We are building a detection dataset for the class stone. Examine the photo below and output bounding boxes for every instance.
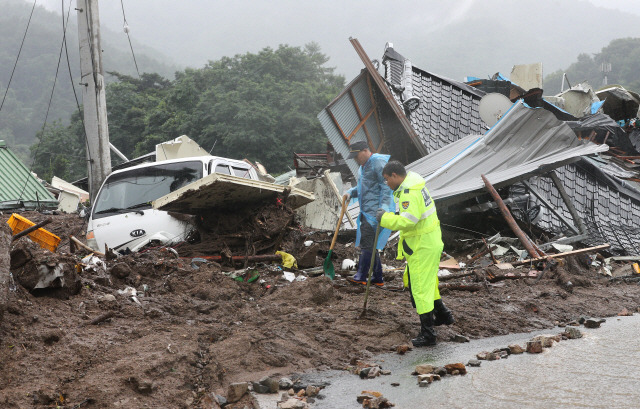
[367,366,381,378]
[530,335,556,348]
[279,398,307,409]
[296,389,305,397]
[417,374,434,383]
[391,383,400,387]
[279,377,293,390]
[584,319,601,328]
[415,364,435,374]
[260,376,280,393]
[434,367,448,376]
[380,370,391,375]
[288,389,295,396]
[476,351,489,360]
[252,381,269,394]
[526,340,543,354]
[508,344,525,354]
[564,327,583,339]
[99,294,116,303]
[360,367,372,378]
[110,262,131,278]
[451,334,470,343]
[618,308,633,316]
[432,374,441,381]
[306,385,320,397]
[200,393,222,409]
[396,344,412,354]
[467,359,481,367]
[451,370,460,375]
[226,382,248,403]
[444,363,467,375]
[216,395,227,406]
[418,381,430,387]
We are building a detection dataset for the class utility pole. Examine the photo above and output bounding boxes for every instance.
[77,0,111,202]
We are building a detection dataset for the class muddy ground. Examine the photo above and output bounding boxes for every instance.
[1,210,639,408]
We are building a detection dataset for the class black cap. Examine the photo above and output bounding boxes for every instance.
[347,141,370,159]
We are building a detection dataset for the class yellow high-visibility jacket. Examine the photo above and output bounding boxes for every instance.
[380,171,443,314]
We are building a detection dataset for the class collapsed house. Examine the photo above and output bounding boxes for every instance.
[318,38,640,256]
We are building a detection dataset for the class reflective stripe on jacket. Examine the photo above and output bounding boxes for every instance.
[380,171,443,314]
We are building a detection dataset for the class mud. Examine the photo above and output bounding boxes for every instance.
[1,211,639,408]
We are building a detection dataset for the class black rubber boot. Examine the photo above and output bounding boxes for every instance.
[433,299,455,326]
[411,312,437,347]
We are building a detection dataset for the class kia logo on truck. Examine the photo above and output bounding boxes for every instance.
[130,229,146,238]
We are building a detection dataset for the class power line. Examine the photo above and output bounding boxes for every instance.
[120,0,141,78]
[19,0,73,200]
[0,0,37,114]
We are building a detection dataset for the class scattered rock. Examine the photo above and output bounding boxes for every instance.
[252,381,269,394]
[564,327,583,339]
[508,344,524,354]
[260,376,280,393]
[444,363,467,375]
[584,319,601,329]
[526,340,543,354]
[226,382,248,403]
[415,364,435,374]
[380,369,391,375]
[418,381,430,387]
[306,385,320,397]
[367,366,381,378]
[360,367,372,378]
[477,351,500,361]
[391,382,400,387]
[530,335,557,348]
[467,359,481,367]
[396,344,412,354]
[434,367,448,376]
[451,334,470,343]
[618,308,633,316]
[110,262,131,279]
[279,377,293,390]
[417,374,434,383]
[279,398,308,409]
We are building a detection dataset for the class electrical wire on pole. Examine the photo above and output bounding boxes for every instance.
[0,0,37,114]
[19,0,73,200]
[120,0,141,78]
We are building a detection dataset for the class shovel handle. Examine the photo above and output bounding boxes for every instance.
[329,196,348,251]
[362,224,382,314]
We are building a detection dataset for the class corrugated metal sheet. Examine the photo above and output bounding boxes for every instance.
[0,140,58,210]
[318,72,383,177]
[407,101,608,206]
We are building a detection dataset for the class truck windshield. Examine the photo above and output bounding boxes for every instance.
[92,161,203,219]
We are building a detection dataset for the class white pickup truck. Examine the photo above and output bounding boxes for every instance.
[86,155,258,253]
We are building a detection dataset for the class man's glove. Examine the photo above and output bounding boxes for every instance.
[376,208,386,223]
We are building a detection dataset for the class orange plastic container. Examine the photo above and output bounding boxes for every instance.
[7,213,61,252]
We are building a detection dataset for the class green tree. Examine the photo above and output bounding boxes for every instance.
[30,119,85,182]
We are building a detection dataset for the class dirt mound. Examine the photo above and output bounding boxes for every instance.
[2,211,640,408]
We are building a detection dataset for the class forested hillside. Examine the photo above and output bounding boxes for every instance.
[544,38,640,95]
[30,44,345,182]
[0,0,176,162]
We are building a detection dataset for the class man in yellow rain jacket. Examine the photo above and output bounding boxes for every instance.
[376,161,454,347]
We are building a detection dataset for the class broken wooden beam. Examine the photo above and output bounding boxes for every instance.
[510,244,610,266]
[481,174,542,259]
[438,283,482,292]
[439,271,477,282]
[188,254,282,262]
[69,235,105,257]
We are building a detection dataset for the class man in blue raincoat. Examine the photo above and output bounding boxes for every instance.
[342,141,395,286]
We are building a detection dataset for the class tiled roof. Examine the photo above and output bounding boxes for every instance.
[382,47,486,153]
[510,158,640,255]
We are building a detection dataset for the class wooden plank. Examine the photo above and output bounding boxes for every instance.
[511,244,610,266]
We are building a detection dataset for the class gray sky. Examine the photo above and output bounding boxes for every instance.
[36,0,640,80]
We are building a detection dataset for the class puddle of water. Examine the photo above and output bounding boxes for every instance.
[279,314,640,409]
